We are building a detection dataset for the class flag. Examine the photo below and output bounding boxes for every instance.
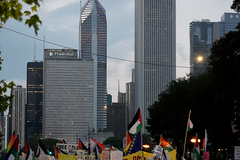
[202,129,208,151]
[36,138,48,157]
[4,131,16,153]
[90,138,97,151]
[125,131,142,155]
[126,131,132,146]
[54,146,60,159]
[25,142,35,160]
[78,139,88,150]
[160,136,174,151]
[128,108,142,136]
[93,145,100,160]
[187,119,193,132]
[62,139,67,144]
[91,137,106,151]
[193,134,200,160]
[5,135,19,160]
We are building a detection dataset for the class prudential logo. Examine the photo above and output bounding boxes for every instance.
[49,52,53,56]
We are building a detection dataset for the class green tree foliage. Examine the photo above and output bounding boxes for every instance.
[146,15,240,158]
[103,137,123,149]
[0,0,42,35]
[208,23,240,131]
[231,0,240,12]
[142,133,154,152]
[0,52,15,114]
[0,0,42,114]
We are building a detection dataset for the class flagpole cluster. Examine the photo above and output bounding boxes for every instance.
[183,110,191,158]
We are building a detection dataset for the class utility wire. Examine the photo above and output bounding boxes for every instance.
[2,26,193,68]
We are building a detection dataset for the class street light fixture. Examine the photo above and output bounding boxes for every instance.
[191,138,201,143]
[142,144,150,148]
[197,56,203,62]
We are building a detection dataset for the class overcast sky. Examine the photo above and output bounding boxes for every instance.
[0,0,236,102]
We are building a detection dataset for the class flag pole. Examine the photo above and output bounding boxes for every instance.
[159,134,162,145]
[183,110,191,159]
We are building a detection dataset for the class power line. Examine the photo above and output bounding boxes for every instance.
[2,26,192,69]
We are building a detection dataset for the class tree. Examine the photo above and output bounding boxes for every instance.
[146,11,240,159]
[103,137,123,150]
[0,0,42,114]
[231,0,240,12]
[0,0,42,35]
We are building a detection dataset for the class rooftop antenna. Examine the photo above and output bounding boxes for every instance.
[118,79,120,93]
[79,0,82,58]
[33,39,36,62]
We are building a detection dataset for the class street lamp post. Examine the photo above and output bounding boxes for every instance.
[72,121,90,148]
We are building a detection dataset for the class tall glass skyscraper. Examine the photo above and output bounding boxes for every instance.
[80,0,107,130]
[135,0,176,132]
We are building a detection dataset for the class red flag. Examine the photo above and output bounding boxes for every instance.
[54,146,60,159]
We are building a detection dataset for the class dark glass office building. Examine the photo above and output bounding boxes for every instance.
[25,61,43,142]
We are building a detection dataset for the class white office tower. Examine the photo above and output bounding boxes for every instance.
[8,85,25,148]
[135,0,176,132]
[43,49,94,143]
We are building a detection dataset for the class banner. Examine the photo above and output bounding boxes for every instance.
[110,151,123,160]
[123,150,176,160]
[203,152,209,160]
[102,151,109,160]
[123,151,152,160]
[77,150,86,159]
[58,154,77,160]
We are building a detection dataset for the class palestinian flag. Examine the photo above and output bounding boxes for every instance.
[128,108,142,135]
[25,142,35,160]
[187,119,193,132]
[160,136,174,151]
[54,146,67,159]
[62,139,67,144]
[5,135,19,160]
[126,131,132,146]
[78,139,88,150]
[4,131,16,154]
[36,138,48,157]
[193,134,200,160]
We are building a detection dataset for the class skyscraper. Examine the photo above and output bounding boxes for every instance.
[8,85,25,148]
[190,19,214,76]
[43,49,94,143]
[135,0,176,132]
[25,61,43,142]
[80,0,107,130]
[126,69,135,123]
[190,13,240,76]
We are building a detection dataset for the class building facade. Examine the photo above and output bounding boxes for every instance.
[8,85,25,148]
[25,61,43,142]
[189,19,214,76]
[190,13,240,76]
[135,0,176,132]
[107,103,126,138]
[43,49,94,143]
[126,69,135,123]
[80,0,107,130]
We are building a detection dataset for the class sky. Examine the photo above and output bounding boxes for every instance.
[0,0,236,102]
